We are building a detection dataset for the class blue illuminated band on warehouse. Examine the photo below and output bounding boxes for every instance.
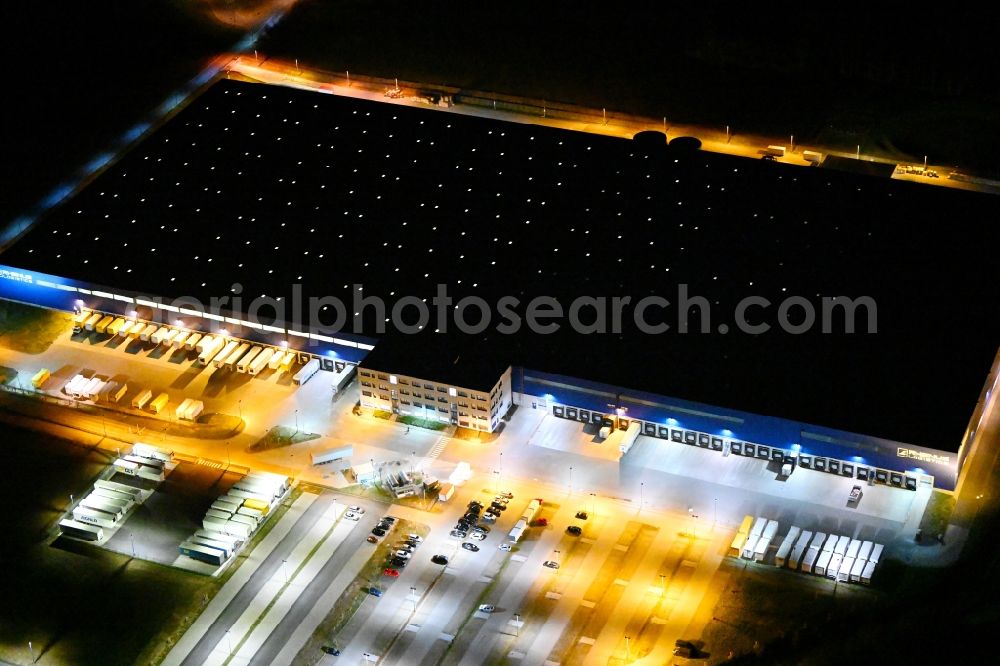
[518,370,966,492]
[0,264,976,492]
[0,263,374,367]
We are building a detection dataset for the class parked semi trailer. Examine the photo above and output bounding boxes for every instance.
[179,541,227,565]
[774,526,800,567]
[31,368,50,388]
[198,337,224,365]
[95,315,114,334]
[311,445,354,466]
[92,487,135,505]
[237,347,263,373]
[84,313,102,331]
[132,443,173,462]
[189,535,234,558]
[185,332,203,351]
[139,324,158,342]
[60,518,104,541]
[73,506,117,529]
[222,342,250,370]
[292,358,321,385]
[247,348,274,375]
[95,479,141,499]
[618,422,641,456]
[246,471,289,492]
[212,340,239,368]
[195,529,241,546]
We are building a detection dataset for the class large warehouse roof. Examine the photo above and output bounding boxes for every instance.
[2,78,999,451]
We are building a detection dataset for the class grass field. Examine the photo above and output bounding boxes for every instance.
[0,301,71,355]
[0,421,216,665]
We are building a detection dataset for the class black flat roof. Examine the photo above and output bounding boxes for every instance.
[359,332,509,392]
[3,78,999,450]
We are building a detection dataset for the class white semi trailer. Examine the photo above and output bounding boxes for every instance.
[311,445,354,466]
[73,506,117,529]
[247,348,274,375]
[132,443,173,462]
[619,422,641,456]
[212,340,239,368]
[237,347,263,373]
[292,358,321,385]
[60,518,104,541]
[222,342,250,370]
[774,526,800,568]
[185,332,203,351]
[95,479,141,499]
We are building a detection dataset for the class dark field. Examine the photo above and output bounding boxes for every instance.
[0,422,216,665]
[0,1,239,225]
[259,1,1000,173]
[3,78,999,451]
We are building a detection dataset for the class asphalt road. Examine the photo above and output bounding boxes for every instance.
[181,492,338,666]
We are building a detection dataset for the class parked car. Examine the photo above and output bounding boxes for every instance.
[532,518,548,527]
[431,554,449,565]
[543,560,560,569]
[383,568,400,577]
[482,511,498,522]
[478,604,495,613]
[382,516,397,523]
[462,542,480,552]
[567,526,582,536]
[321,646,341,655]
[472,525,490,534]
[390,557,408,568]
[372,527,387,537]
[450,529,468,539]
[394,550,412,559]
[348,506,365,514]
[344,512,361,521]
[498,491,513,499]
[575,511,589,520]
[470,531,486,541]
[366,535,378,544]
[407,534,423,543]
[368,586,383,597]
[498,543,513,552]
[398,543,416,552]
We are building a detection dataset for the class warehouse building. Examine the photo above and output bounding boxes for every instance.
[1,77,997,491]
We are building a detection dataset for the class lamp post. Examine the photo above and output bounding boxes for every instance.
[639,482,644,512]
[294,409,299,435]
[410,586,418,610]
[625,635,631,660]
[514,613,521,637]
[568,466,573,495]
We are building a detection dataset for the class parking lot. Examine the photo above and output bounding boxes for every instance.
[103,461,244,568]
